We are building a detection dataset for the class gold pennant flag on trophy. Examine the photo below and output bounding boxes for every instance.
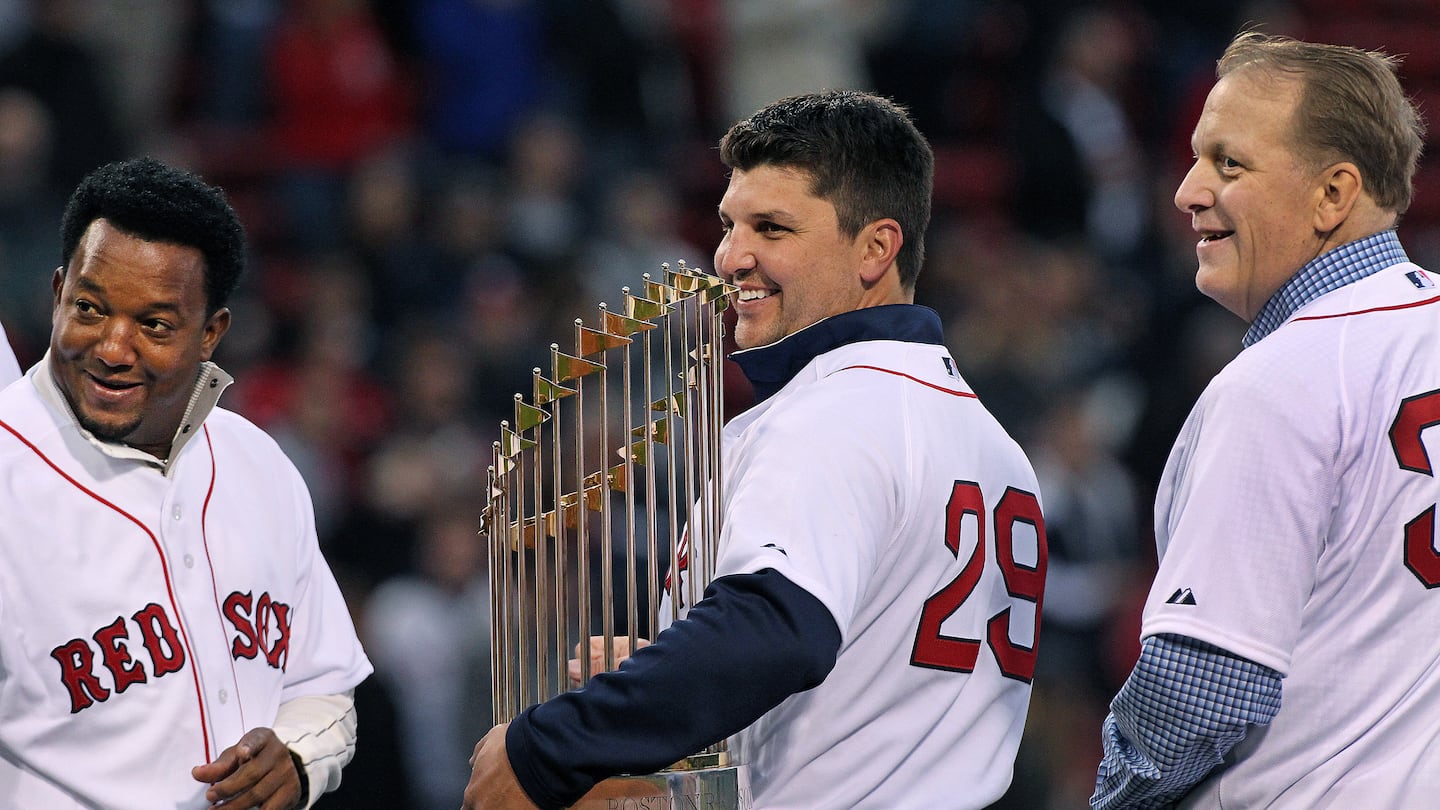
[625,293,667,321]
[631,417,670,445]
[554,350,603,382]
[578,324,633,357]
[534,374,577,405]
[603,309,658,337]
[619,440,649,466]
[514,398,549,431]
[501,426,536,457]
[644,278,678,305]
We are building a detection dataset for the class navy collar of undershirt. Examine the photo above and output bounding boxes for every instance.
[730,304,944,403]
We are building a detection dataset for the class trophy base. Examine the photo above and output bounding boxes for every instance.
[571,752,751,810]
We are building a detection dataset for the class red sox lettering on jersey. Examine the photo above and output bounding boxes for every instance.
[224,590,293,669]
[51,591,294,714]
[0,351,371,809]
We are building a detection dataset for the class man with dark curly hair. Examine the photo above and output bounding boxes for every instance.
[0,157,372,809]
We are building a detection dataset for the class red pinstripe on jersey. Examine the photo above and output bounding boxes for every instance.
[1291,293,1440,324]
[0,418,213,761]
[836,364,978,398]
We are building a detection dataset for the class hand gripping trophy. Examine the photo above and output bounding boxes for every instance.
[482,261,748,809]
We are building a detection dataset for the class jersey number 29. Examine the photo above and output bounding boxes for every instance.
[910,481,1048,682]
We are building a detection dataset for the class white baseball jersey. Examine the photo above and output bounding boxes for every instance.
[1143,262,1440,807]
[672,332,1047,808]
[0,320,20,388]
[0,359,372,810]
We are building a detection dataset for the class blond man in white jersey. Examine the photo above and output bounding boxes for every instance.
[1093,32,1439,808]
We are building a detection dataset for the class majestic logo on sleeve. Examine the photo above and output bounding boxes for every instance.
[1165,587,1198,605]
[50,591,293,714]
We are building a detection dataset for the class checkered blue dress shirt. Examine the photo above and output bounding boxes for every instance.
[1091,634,1282,809]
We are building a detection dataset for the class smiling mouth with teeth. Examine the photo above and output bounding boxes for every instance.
[1201,232,1234,243]
[737,289,776,301]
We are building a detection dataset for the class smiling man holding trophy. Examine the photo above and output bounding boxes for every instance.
[466,90,1048,810]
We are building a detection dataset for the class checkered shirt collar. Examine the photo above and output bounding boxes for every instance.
[1244,230,1409,347]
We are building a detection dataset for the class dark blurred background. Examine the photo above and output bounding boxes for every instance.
[1,1,1436,807]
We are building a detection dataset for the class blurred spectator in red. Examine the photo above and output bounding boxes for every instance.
[265,0,413,254]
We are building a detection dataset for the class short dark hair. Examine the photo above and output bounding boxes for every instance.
[718,91,934,289]
[60,157,246,313]
[1218,31,1426,214]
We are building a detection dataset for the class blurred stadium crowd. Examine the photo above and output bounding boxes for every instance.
[1,0,1437,807]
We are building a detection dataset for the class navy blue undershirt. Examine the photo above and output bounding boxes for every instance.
[507,304,944,808]
[508,571,839,808]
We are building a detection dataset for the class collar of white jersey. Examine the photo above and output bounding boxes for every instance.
[1244,229,1409,347]
[34,350,234,474]
[730,304,945,403]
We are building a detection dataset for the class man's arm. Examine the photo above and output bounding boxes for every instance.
[272,690,359,808]
[1091,634,1282,809]
[191,690,357,810]
[471,568,842,810]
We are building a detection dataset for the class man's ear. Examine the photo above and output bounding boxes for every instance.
[859,219,903,285]
[199,307,232,361]
[1313,161,1363,234]
[51,266,65,304]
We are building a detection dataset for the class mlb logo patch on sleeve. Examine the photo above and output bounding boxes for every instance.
[1405,269,1434,289]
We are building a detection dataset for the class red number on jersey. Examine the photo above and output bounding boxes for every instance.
[1389,388,1440,587]
[910,482,1048,681]
[910,481,987,673]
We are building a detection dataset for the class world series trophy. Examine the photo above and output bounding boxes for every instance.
[482,262,751,809]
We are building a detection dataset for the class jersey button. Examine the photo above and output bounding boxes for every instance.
[219,689,229,704]
[183,554,195,569]
[172,505,182,521]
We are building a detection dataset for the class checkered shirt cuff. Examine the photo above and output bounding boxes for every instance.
[1090,633,1282,809]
